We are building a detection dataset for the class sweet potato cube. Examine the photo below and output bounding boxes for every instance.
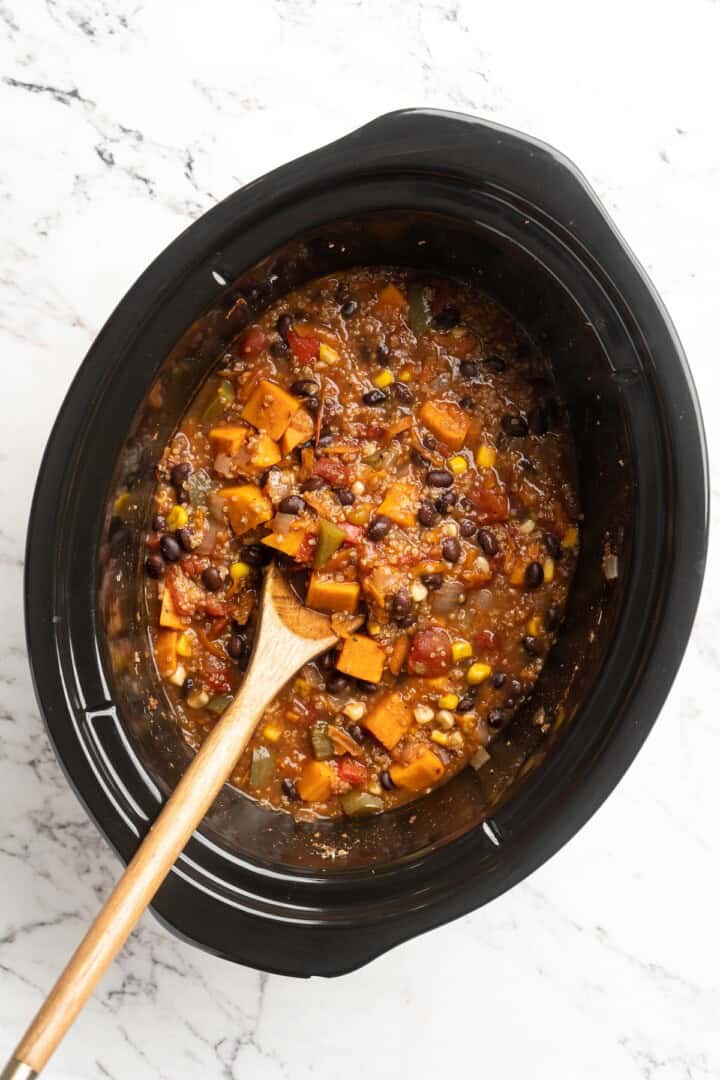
[250,433,281,469]
[241,379,300,440]
[388,633,410,676]
[154,629,178,676]
[219,484,273,535]
[306,573,361,614]
[281,407,315,455]
[297,760,335,802]
[363,691,413,750]
[336,634,386,684]
[390,749,444,792]
[377,283,407,308]
[419,400,469,451]
[208,424,251,456]
[377,481,419,528]
[261,528,307,557]
[159,588,186,630]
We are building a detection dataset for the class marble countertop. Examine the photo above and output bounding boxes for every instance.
[1,2,718,1077]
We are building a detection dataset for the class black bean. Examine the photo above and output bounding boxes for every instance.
[441,537,461,563]
[545,532,562,559]
[418,501,439,527]
[326,673,349,695]
[335,487,355,506]
[304,395,320,414]
[354,679,377,694]
[302,475,326,492]
[421,571,444,591]
[527,406,547,435]
[477,528,499,556]
[278,495,305,515]
[202,567,222,592]
[270,340,289,359]
[501,414,529,437]
[459,359,479,378]
[422,433,438,450]
[427,468,453,488]
[393,382,414,404]
[340,299,358,317]
[545,606,560,631]
[522,635,542,657]
[376,341,390,362]
[367,514,392,541]
[241,542,272,567]
[457,694,477,714]
[491,672,507,689]
[319,649,337,673]
[459,396,475,410]
[281,778,299,800]
[177,527,194,552]
[411,448,430,468]
[290,379,319,397]
[145,554,165,578]
[525,561,544,589]
[435,491,457,514]
[483,354,505,373]
[391,590,412,621]
[171,461,192,489]
[459,518,477,538]
[160,535,181,562]
[362,388,388,406]
[348,724,366,743]
[151,514,166,532]
[276,313,292,340]
[433,306,461,330]
[380,769,395,790]
[487,709,504,728]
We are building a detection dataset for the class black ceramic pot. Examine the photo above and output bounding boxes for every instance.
[25,110,708,976]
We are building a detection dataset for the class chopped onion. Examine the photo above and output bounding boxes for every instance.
[471,746,490,770]
[266,469,294,503]
[271,512,295,536]
[467,588,493,613]
[430,579,465,613]
[196,521,219,554]
[207,491,226,523]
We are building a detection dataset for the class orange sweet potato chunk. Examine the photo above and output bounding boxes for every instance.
[281,407,315,455]
[242,379,300,440]
[219,484,273,535]
[297,760,335,802]
[363,691,413,750]
[154,629,178,676]
[419,400,469,451]
[306,573,361,614]
[336,634,385,684]
[390,749,444,791]
[208,425,251,456]
[261,527,308,557]
[249,433,281,469]
[377,481,419,528]
[377,283,407,308]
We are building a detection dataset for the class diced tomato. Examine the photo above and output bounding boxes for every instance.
[287,330,320,364]
[473,628,502,653]
[407,627,452,677]
[166,566,206,616]
[295,530,317,564]
[203,595,231,618]
[340,523,364,545]
[467,476,510,523]
[199,651,233,694]
[338,758,368,787]
[312,457,349,486]
[180,555,205,578]
[241,328,267,356]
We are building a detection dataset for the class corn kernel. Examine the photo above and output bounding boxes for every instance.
[467,662,492,686]
[398,367,413,382]
[351,480,365,496]
[319,342,340,364]
[436,709,456,729]
[372,368,394,389]
[347,504,371,525]
[430,729,450,746]
[186,688,210,710]
[448,455,468,475]
[414,704,435,725]
[475,445,496,469]
[263,723,282,743]
[367,620,381,636]
[438,693,459,711]
[451,639,473,662]
[230,561,251,582]
[527,615,543,637]
[518,518,536,535]
[368,780,383,795]
[166,504,189,530]
[168,663,186,687]
[543,557,555,583]
[446,731,464,750]
[176,632,192,657]
[561,525,579,549]
[410,581,428,602]
[343,700,367,722]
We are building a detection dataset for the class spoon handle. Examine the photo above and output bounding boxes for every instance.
[4,577,335,1076]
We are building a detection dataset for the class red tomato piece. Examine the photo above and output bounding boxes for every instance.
[166,566,205,616]
[340,523,364,545]
[287,330,320,364]
[407,627,452,676]
[199,652,233,694]
[474,628,502,653]
[338,758,368,787]
[295,530,317,564]
[312,457,349,486]
[467,477,509,523]
[241,328,267,356]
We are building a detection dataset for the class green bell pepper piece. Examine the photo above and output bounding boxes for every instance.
[313,518,346,568]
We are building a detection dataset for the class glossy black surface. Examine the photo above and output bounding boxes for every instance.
[25,110,708,976]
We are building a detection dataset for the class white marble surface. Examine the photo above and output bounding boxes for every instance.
[1,1,719,1077]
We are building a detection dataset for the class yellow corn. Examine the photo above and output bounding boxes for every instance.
[230,561,251,583]
[451,639,473,662]
[527,615,543,638]
[430,730,450,746]
[176,632,193,657]
[263,723,282,743]
[543,557,555,583]
[398,368,413,382]
[467,662,492,686]
[448,455,468,475]
[166,504,188,530]
[475,445,496,469]
[367,620,381,636]
[372,369,394,389]
[438,693,459,710]
[561,525,579,549]
[347,504,371,525]
[319,342,340,364]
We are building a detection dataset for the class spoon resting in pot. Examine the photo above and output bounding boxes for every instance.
[2,563,339,1079]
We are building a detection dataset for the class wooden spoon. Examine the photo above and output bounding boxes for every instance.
[1,564,338,1079]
